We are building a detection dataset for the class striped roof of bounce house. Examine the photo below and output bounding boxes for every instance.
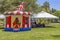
[4,10,31,15]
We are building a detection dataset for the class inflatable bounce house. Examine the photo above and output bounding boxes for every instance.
[4,2,32,32]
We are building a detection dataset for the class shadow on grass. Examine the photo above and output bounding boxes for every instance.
[0,27,4,29]
[45,26,56,28]
[32,26,56,28]
[51,35,60,38]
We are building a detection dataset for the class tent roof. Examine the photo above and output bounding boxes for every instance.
[32,11,59,19]
[4,10,31,15]
[0,14,5,19]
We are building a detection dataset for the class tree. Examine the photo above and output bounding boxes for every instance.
[41,1,50,13]
[0,0,39,13]
[50,8,56,14]
[54,10,60,17]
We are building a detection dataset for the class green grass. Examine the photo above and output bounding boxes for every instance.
[0,23,60,40]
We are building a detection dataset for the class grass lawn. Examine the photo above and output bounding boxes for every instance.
[0,23,60,40]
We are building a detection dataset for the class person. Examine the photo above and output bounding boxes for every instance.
[32,21,37,28]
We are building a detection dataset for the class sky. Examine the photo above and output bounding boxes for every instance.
[37,0,60,10]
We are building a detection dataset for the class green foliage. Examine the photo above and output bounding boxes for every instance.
[54,10,60,17]
[0,0,39,13]
[51,8,56,13]
[41,1,50,12]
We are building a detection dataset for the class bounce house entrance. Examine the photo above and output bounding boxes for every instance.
[13,17,21,30]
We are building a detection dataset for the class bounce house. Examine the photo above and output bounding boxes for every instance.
[4,2,31,32]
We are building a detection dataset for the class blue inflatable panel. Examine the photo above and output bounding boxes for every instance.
[13,29,20,32]
[4,27,31,32]
[20,28,31,31]
[4,28,13,31]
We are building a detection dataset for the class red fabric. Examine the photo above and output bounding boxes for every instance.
[16,11,20,15]
[6,16,11,28]
[22,16,29,28]
[22,15,25,28]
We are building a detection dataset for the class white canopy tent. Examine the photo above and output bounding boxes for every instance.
[0,14,5,19]
[0,14,5,27]
[32,11,59,19]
